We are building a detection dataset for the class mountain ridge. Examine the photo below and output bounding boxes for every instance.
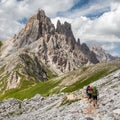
[0,10,99,74]
[0,9,119,95]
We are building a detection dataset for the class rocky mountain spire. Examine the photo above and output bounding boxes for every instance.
[56,20,74,38]
[37,10,55,37]
[0,10,99,75]
[56,20,76,49]
[14,10,55,48]
[77,38,81,47]
[80,43,99,64]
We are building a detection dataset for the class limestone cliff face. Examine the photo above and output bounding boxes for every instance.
[0,52,48,91]
[80,43,99,64]
[9,10,98,74]
[0,10,100,92]
[0,10,99,79]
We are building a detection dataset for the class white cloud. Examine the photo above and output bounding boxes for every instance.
[51,1,120,44]
[0,0,75,40]
[110,51,120,57]
[63,0,111,18]
[101,43,117,51]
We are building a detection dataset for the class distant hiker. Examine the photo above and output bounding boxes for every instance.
[92,86,99,107]
[86,86,93,101]
[86,86,90,96]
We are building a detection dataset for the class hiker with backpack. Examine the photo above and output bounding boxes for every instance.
[92,86,99,107]
[86,85,93,102]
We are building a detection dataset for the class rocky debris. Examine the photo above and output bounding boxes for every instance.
[113,109,120,120]
[85,117,94,120]
[0,98,22,120]
[0,70,120,120]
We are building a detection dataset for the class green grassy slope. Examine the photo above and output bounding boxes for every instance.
[0,79,60,100]
[61,61,120,92]
[0,60,120,100]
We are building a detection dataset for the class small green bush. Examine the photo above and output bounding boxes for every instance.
[0,41,3,48]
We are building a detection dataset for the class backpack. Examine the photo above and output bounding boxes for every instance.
[86,86,90,91]
[92,86,98,96]
[88,86,92,94]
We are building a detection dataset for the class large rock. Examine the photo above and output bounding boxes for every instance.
[113,109,120,120]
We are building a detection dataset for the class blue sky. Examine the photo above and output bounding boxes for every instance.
[18,17,27,24]
[0,0,120,56]
[71,0,91,11]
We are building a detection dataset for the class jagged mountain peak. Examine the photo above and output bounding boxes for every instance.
[77,38,80,46]
[56,20,76,44]
[25,9,54,34]
[0,10,99,76]
[1,10,118,79]
[56,20,72,34]
[13,10,55,48]
[91,44,118,62]
[91,44,105,53]
[37,9,46,20]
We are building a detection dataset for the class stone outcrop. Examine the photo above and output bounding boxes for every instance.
[0,52,48,91]
[6,71,21,90]
[19,53,47,81]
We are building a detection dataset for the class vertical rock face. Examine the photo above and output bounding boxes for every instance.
[56,20,76,49]
[37,10,55,37]
[19,53,47,81]
[6,71,21,90]
[0,10,99,75]
[0,52,48,91]
[80,43,99,64]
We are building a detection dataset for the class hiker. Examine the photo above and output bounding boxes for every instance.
[86,85,93,102]
[92,86,99,107]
